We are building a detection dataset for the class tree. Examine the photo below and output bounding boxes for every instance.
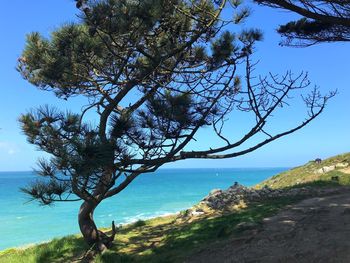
[18,0,334,252]
[254,0,350,46]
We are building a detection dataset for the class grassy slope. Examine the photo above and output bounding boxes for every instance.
[0,197,304,263]
[256,152,350,189]
[2,152,350,263]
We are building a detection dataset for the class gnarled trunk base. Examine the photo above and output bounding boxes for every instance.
[78,201,117,253]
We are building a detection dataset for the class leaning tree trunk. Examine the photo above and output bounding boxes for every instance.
[78,200,116,252]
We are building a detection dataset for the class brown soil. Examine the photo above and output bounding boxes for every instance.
[340,167,350,174]
[186,188,350,263]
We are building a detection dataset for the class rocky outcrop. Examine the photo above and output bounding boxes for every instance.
[336,162,349,168]
[317,165,335,174]
[180,181,346,220]
[199,182,341,210]
[316,162,349,174]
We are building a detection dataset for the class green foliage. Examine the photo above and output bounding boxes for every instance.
[18,25,104,98]
[254,0,350,46]
[278,18,333,36]
[234,6,250,24]
[17,0,331,250]
[18,0,265,206]
[133,220,147,228]
[18,0,258,101]
[20,179,70,205]
[211,31,236,65]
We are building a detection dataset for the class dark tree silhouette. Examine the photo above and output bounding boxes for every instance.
[18,0,334,252]
[255,0,350,46]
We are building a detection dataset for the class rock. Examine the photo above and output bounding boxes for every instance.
[262,186,272,191]
[213,202,225,209]
[248,191,260,200]
[191,210,205,216]
[316,165,336,174]
[322,165,336,173]
[336,162,348,168]
[230,182,240,188]
[316,168,325,174]
[202,179,327,211]
[203,189,224,202]
[209,189,222,196]
[228,183,246,192]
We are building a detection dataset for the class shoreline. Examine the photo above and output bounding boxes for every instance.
[0,167,287,252]
[0,210,184,253]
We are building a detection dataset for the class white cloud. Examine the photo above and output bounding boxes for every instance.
[0,142,19,155]
[8,149,16,155]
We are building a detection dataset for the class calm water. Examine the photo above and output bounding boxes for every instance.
[0,168,286,250]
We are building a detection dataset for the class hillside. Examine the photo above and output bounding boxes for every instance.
[187,188,350,263]
[0,196,305,263]
[257,152,350,189]
[1,153,350,262]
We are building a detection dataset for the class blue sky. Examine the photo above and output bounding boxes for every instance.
[0,0,349,171]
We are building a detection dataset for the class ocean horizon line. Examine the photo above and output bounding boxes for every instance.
[0,167,291,173]
[0,168,286,250]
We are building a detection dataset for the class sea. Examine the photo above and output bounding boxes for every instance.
[0,168,286,250]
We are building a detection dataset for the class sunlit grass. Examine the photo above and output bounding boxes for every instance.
[0,196,303,263]
[0,236,88,263]
[4,154,349,262]
[256,152,350,189]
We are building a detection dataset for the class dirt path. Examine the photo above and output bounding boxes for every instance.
[340,167,350,174]
[186,189,350,263]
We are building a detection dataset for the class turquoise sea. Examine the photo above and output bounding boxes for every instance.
[0,168,286,250]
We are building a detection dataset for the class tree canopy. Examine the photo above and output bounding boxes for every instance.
[18,0,334,252]
[254,0,350,46]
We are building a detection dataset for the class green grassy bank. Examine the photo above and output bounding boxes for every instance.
[0,196,304,263]
[1,152,349,263]
[257,152,350,189]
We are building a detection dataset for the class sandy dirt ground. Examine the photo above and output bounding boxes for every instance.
[340,167,350,174]
[186,188,350,263]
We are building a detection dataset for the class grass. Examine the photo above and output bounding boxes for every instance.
[132,219,147,228]
[3,152,349,262]
[0,236,88,263]
[0,197,303,263]
[256,152,350,189]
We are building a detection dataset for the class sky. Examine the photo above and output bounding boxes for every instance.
[0,0,349,171]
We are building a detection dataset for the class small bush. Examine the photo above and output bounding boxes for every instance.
[133,220,146,228]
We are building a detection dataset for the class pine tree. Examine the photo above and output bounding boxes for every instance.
[255,0,350,46]
[18,0,334,252]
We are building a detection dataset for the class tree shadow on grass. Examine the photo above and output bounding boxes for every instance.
[98,197,301,263]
